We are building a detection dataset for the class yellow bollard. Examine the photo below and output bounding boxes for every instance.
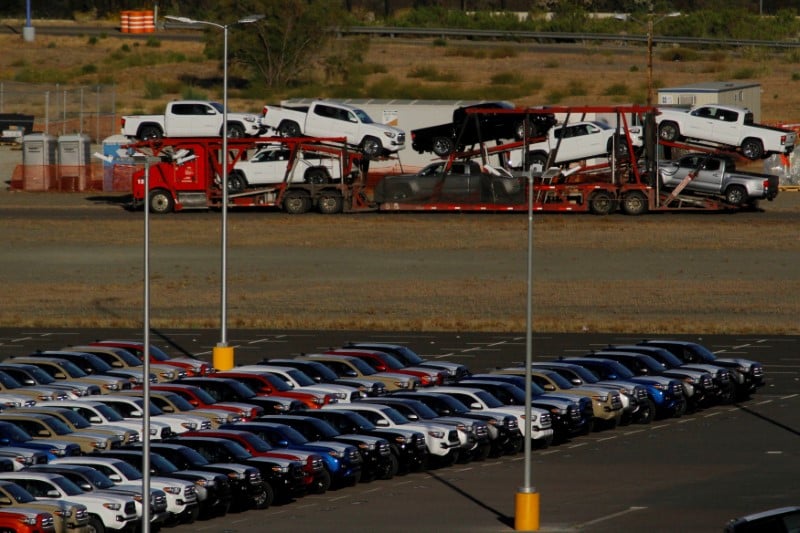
[514,489,540,531]
[212,345,234,371]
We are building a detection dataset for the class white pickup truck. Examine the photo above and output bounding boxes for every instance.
[260,100,405,158]
[511,120,643,170]
[656,104,796,160]
[121,100,261,140]
[229,143,343,193]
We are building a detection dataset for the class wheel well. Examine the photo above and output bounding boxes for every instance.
[138,122,162,135]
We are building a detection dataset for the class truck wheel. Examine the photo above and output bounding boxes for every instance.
[304,169,329,184]
[432,136,455,157]
[226,123,245,138]
[227,172,247,194]
[388,184,413,201]
[658,121,680,142]
[311,468,331,494]
[526,152,548,172]
[589,190,615,215]
[318,191,344,214]
[741,138,764,160]
[360,136,383,159]
[252,483,274,509]
[86,516,105,533]
[139,125,162,141]
[278,121,301,137]
[621,191,648,216]
[379,453,399,480]
[724,185,747,206]
[149,189,174,214]
[635,399,656,424]
[283,190,311,214]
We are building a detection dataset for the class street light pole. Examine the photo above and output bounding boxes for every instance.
[646,15,654,107]
[164,14,263,372]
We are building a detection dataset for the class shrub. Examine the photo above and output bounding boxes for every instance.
[143,80,165,99]
[87,36,98,46]
[181,86,207,100]
[603,83,629,96]
[565,80,587,97]
[432,38,447,47]
[490,72,522,85]
[659,47,700,62]
[145,37,161,48]
[444,47,486,59]
[792,73,800,81]
[489,46,518,59]
[80,63,97,75]
[544,59,559,68]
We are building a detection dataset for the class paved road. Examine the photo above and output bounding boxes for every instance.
[0,329,797,532]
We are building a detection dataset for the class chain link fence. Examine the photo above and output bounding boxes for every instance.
[0,81,117,143]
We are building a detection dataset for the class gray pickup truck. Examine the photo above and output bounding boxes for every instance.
[658,153,779,205]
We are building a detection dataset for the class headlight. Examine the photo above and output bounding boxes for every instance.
[163,486,181,494]
[19,516,38,525]
[195,478,215,487]
[592,394,609,402]
[51,447,65,456]
[93,441,108,449]
[653,383,668,391]
[328,450,343,459]
[180,422,198,430]
[272,465,290,473]
[427,430,444,439]
[54,509,71,518]
[683,377,696,384]
[244,115,257,122]
[103,383,121,391]
[313,397,325,405]
[383,131,396,138]
[394,436,406,444]
[102,502,121,511]
[227,472,244,480]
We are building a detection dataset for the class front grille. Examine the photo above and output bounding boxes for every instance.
[377,442,391,456]
[671,383,683,396]
[447,429,459,444]
[120,382,132,390]
[34,455,47,465]
[153,494,167,512]
[184,485,197,501]
[124,501,136,515]
[474,424,489,439]
[701,376,713,389]
[75,508,89,521]
[200,421,211,430]
[610,394,623,410]
[247,471,262,484]
[568,406,581,422]
[290,463,305,481]
[538,413,551,429]
[128,433,140,443]
[635,388,648,400]
[397,132,406,144]
[718,370,730,383]
[42,515,54,528]
[347,449,362,464]
[414,435,427,450]
[752,365,764,377]
[310,457,323,472]
[506,417,519,431]
[160,427,172,439]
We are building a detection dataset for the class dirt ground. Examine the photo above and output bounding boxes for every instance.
[3,162,800,334]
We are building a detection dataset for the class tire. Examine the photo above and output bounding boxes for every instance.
[432,136,455,157]
[658,121,680,142]
[589,190,615,215]
[318,191,344,214]
[252,483,274,510]
[673,399,687,418]
[138,125,162,141]
[278,121,301,137]
[311,468,332,494]
[741,138,764,160]
[379,453,399,480]
[724,185,747,206]
[514,121,526,139]
[608,136,630,160]
[149,189,174,214]
[227,172,247,194]
[86,516,105,533]
[304,169,329,184]
[282,190,311,214]
[635,399,656,424]
[226,123,245,138]
[621,191,648,216]
[360,136,383,159]
[388,184,413,201]
[526,152,548,171]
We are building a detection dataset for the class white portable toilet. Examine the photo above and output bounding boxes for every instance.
[101,134,131,191]
[22,133,57,191]
[57,133,92,191]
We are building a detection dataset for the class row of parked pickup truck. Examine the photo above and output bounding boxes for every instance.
[0,337,766,532]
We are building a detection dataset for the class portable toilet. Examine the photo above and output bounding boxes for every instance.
[22,133,57,191]
[101,134,131,191]
[57,133,92,191]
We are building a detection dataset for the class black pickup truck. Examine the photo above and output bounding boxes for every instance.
[410,102,556,157]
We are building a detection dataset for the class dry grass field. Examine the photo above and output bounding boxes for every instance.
[3,24,800,335]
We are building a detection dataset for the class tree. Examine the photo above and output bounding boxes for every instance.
[202,0,344,90]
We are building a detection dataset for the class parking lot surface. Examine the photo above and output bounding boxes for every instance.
[0,329,797,532]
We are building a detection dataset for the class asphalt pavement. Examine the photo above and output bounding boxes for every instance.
[0,329,797,532]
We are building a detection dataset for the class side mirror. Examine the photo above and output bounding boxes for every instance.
[38,430,52,437]
[46,490,61,498]
[470,402,483,410]
[375,419,389,427]
[109,474,122,483]
[54,372,67,379]
[89,416,102,424]
[543,384,556,392]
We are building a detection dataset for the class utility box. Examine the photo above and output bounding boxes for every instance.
[22,133,57,191]
[58,133,92,191]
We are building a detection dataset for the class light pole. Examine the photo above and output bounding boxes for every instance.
[514,170,538,531]
[164,14,263,371]
[615,9,681,106]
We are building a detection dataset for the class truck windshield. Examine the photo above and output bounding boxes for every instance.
[353,109,373,124]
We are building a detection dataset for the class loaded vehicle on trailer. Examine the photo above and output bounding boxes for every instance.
[655,104,796,160]
[128,136,372,215]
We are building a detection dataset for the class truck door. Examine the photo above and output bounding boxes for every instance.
[307,104,359,146]
[710,108,741,146]
[683,106,717,141]
[167,103,220,137]
[247,146,290,185]
[691,157,723,193]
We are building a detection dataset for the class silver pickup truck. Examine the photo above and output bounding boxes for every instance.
[658,153,779,205]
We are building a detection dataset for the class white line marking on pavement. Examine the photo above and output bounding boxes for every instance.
[576,506,647,528]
